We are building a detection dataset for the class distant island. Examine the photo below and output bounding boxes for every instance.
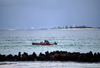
[68,25,99,29]
[0,24,99,30]
[51,24,99,30]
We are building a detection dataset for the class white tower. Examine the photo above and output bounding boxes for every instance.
[73,24,75,27]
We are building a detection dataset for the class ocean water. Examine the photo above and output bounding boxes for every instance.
[0,29,100,55]
[0,29,100,68]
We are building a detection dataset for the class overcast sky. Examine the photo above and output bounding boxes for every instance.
[0,0,100,29]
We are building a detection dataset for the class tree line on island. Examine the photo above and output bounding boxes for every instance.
[52,25,98,29]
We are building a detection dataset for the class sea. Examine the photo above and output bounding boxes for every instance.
[0,29,100,68]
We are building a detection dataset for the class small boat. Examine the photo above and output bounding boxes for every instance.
[32,40,57,45]
[32,42,57,45]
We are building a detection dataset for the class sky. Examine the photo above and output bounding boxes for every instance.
[0,0,100,29]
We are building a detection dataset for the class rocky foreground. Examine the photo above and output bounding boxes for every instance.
[0,51,100,62]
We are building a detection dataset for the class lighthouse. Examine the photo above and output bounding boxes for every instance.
[73,24,75,27]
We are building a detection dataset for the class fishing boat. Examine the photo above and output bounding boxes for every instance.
[32,42,57,45]
[32,40,57,45]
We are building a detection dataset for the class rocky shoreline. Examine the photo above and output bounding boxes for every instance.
[0,51,100,62]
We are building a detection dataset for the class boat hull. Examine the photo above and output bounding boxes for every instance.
[32,42,55,45]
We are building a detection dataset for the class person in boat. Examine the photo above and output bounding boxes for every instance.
[54,42,57,45]
[44,40,50,44]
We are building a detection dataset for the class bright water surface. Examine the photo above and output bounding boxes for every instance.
[0,61,100,68]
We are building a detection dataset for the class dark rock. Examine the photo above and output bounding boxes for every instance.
[6,54,13,61]
[17,52,21,61]
[21,52,28,61]
[13,55,18,61]
[0,51,100,62]
[50,53,59,61]
[18,52,21,58]
[27,52,37,61]
[86,51,93,58]
[93,52,100,62]
[45,51,50,60]
[0,54,6,61]
[71,54,79,61]
[78,54,88,62]
[97,52,100,61]
[32,52,37,58]
[38,53,46,61]
[27,55,34,61]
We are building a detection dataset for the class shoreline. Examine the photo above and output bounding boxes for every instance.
[0,51,100,63]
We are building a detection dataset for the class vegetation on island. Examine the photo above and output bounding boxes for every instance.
[52,25,99,29]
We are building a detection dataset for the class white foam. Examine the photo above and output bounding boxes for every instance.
[0,61,100,68]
